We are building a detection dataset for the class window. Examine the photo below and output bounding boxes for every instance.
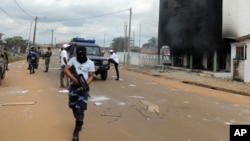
[236,44,247,60]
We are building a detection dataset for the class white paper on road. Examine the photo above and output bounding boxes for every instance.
[89,96,110,102]
[94,102,103,106]
[58,90,69,93]
[16,90,29,94]
[128,96,144,99]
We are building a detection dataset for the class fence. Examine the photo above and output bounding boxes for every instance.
[116,52,170,67]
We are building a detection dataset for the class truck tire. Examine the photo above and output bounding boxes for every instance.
[100,71,108,80]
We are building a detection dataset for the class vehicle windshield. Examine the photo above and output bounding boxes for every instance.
[86,46,101,56]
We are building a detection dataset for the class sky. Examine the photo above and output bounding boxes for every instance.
[0,0,159,47]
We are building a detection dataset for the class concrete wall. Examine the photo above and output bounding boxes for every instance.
[223,0,250,38]
[244,40,250,82]
[231,39,250,82]
[117,52,170,66]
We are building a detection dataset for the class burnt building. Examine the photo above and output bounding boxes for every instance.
[158,0,230,71]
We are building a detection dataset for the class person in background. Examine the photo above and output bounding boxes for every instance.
[27,47,37,74]
[3,47,9,70]
[36,46,42,69]
[12,46,17,56]
[43,47,52,72]
[64,46,95,141]
[60,45,69,88]
[108,49,119,80]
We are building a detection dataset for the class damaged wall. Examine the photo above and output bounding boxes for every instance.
[231,38,250,82]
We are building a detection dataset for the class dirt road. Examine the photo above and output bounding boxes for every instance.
[1,56,250,141]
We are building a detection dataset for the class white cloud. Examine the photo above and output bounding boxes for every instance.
[0,0,159,47]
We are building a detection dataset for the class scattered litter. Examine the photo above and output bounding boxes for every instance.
[94,102,103,106]
[89,96,110,102]
[129,84,136,87]
[58,90,69,93]
[140,100,160,113]
[128,96,144,99]
[118,102,126,106]
[16,90,29,94]
[1,101,37,106]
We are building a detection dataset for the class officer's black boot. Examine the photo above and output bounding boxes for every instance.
[32,67,35,74]
[44,67,48,72]
[72,120,83,141]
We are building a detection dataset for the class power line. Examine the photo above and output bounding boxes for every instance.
[12,0,34,19]
[0,6,27,26]
[49,8,130,22]
[0,6,14,19]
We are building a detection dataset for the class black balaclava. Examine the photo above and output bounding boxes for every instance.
[76,46,87,63]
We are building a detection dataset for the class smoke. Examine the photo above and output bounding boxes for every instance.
[163,0,221,52]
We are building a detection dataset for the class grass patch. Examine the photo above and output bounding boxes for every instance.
[8,53,26,63]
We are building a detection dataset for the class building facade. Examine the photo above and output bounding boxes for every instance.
[158,0,250,82]
[158,0,226,71]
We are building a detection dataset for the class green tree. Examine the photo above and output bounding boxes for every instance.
[5,36,28,53]
[142,37,157,48]
[110,36,128,52]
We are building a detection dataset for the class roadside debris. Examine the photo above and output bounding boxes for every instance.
[1,101,37,106]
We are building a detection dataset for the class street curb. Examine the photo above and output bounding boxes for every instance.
[126,67,250,97]
[182,81,250,97]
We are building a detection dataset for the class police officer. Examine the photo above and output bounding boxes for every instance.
[35,46,42,69]
[64,46,95,141]
[27,47,37,74]
[108,50,119,80]
[3,47,9,70]
[44,47,52,72]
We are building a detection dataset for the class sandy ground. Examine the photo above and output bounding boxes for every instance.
[1,56,250,141]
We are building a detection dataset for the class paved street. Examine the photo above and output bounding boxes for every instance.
[1,55,250,141]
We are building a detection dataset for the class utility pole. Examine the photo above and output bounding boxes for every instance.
[133,32,135,48]
[124,22,128,65]
[32,16,46,46]
[51,29,54,47]
[128,8,132,52]
[139,24,141,48]
[124,22,127,52]
[127,8,132,65]
[32,16,38,45]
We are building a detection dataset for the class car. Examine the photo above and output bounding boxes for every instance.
[67,38,110,80]
[0,53,6,85]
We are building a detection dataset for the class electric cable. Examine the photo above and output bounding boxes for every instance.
[12,0,34,19]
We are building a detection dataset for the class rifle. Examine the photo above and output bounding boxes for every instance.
[70,65,90,91]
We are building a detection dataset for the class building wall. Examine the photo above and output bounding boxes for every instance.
[231,39,250,82]
[223,0,250,38]
[244,40,250,82]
